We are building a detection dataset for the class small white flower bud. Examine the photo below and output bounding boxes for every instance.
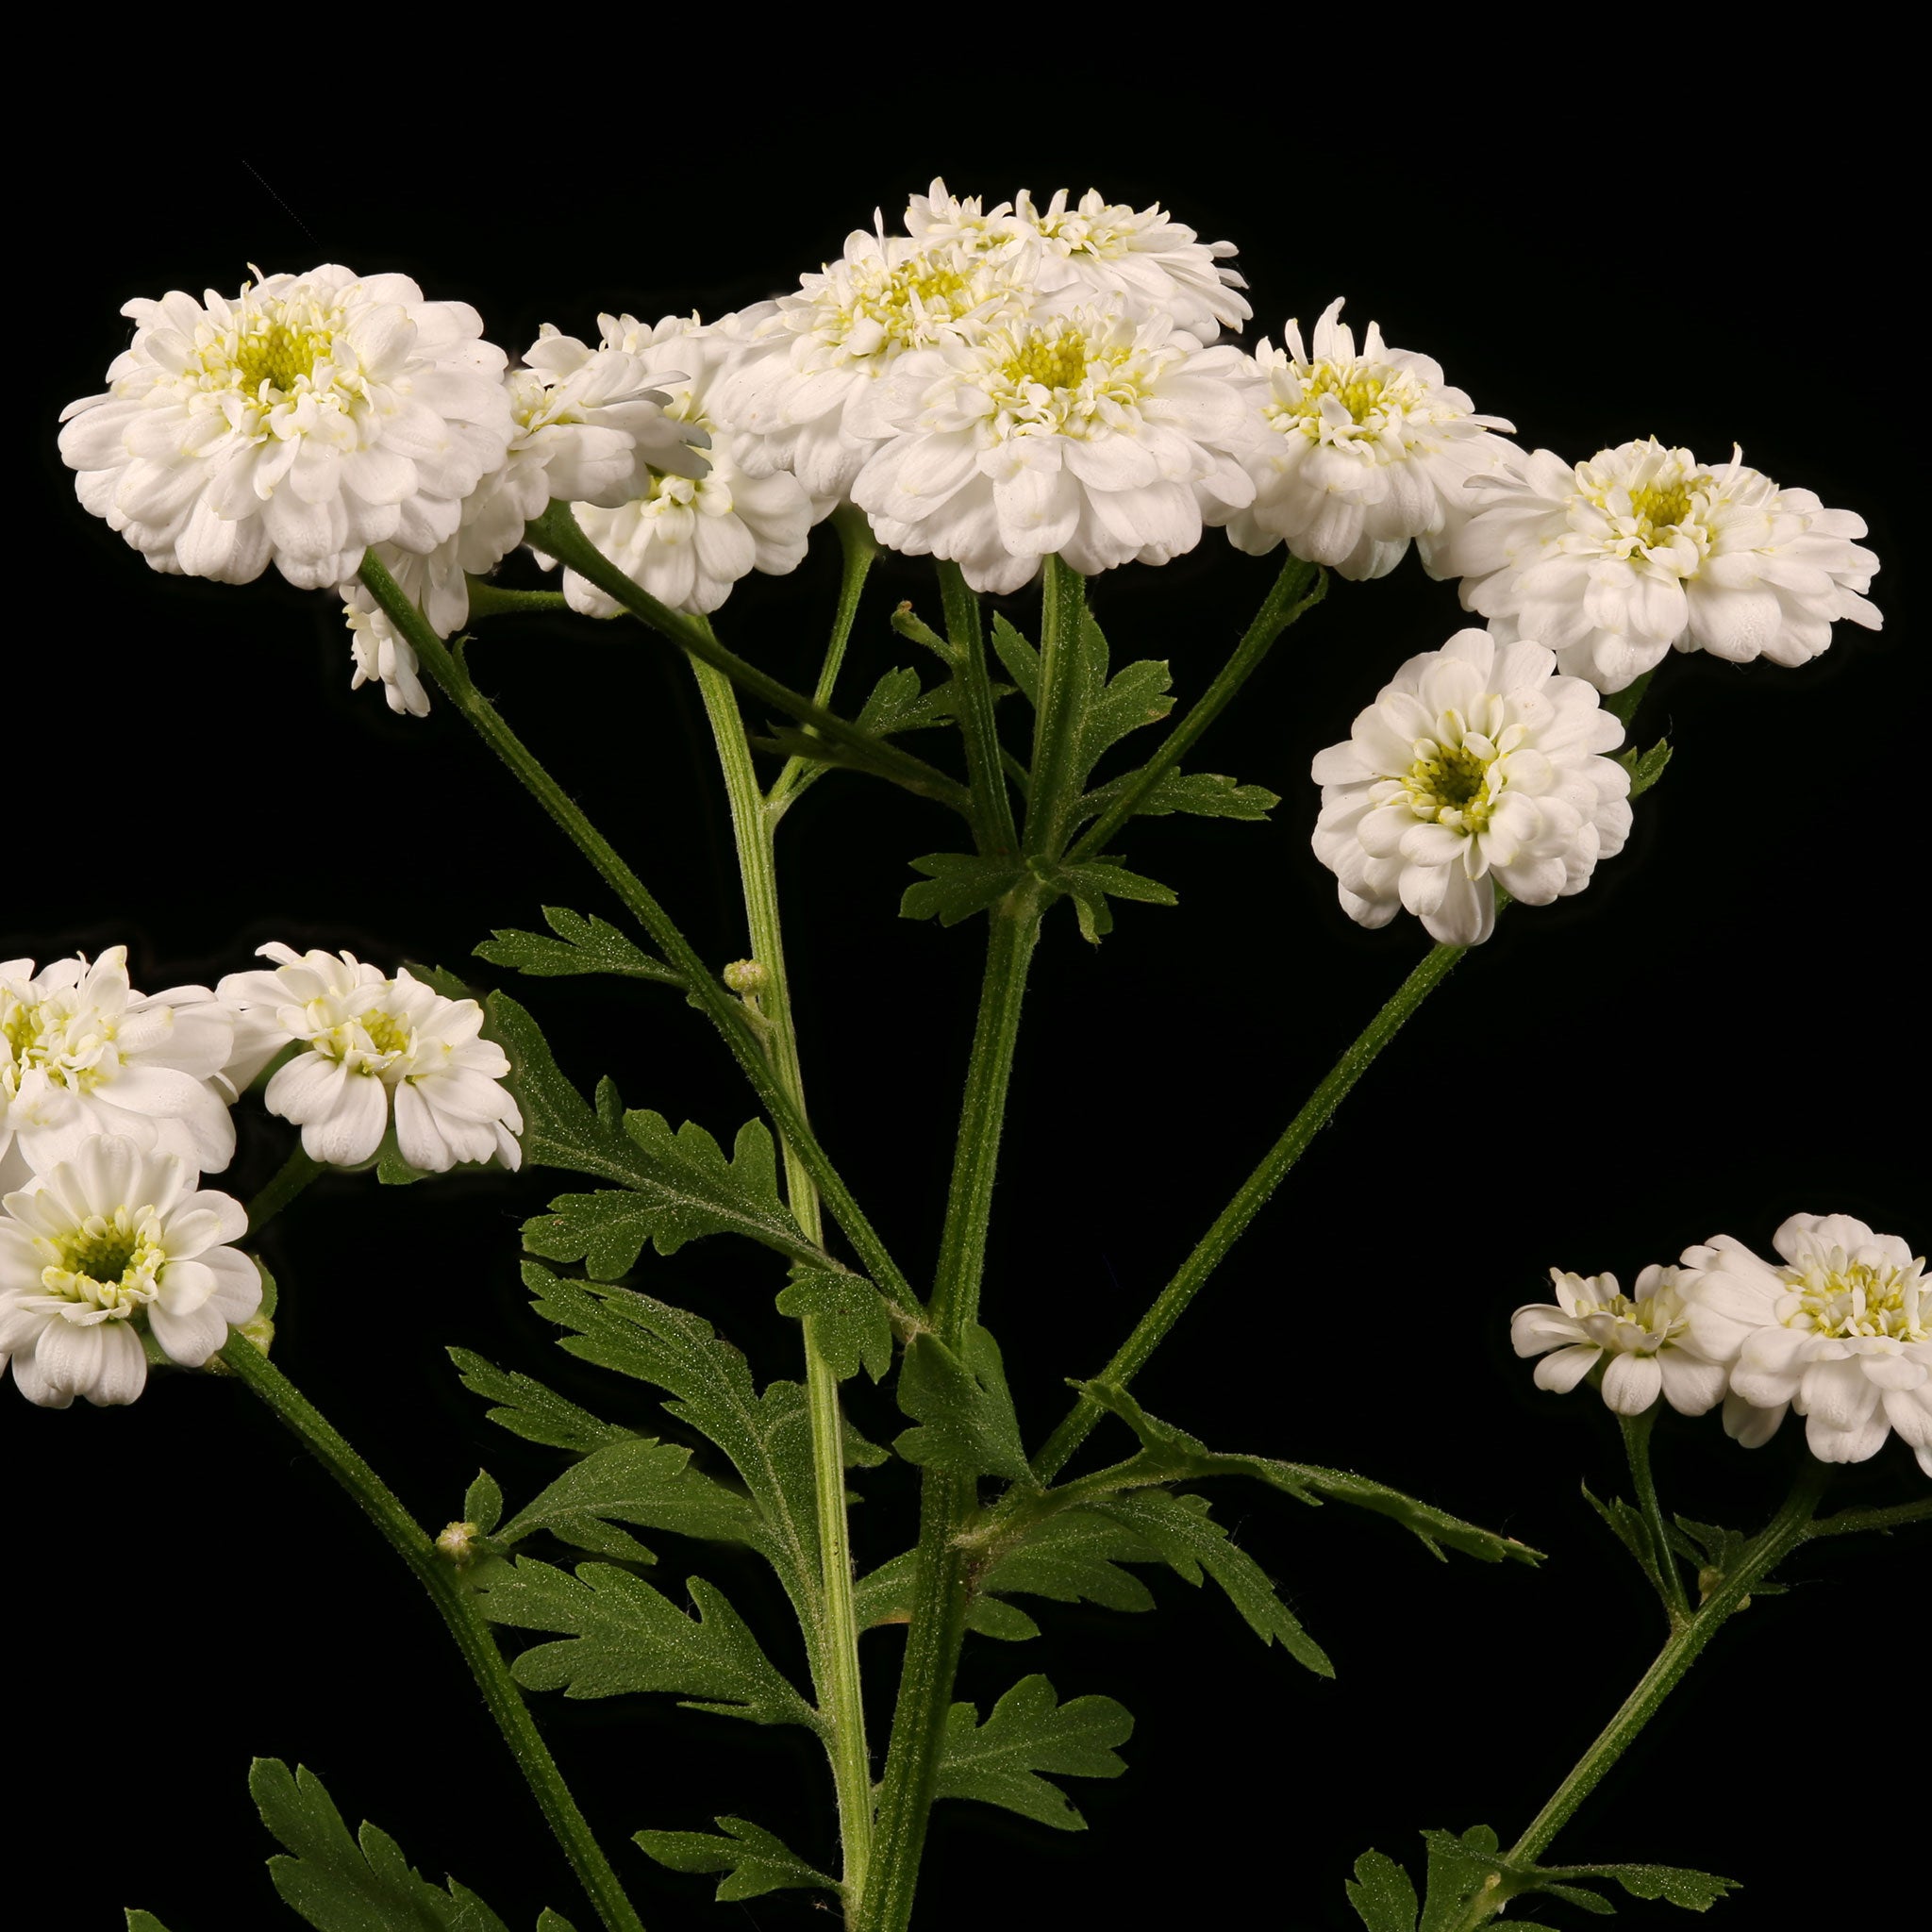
[724,959,769,996]
[436,1521,480,1564]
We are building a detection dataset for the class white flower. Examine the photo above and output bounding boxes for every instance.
[1216,300,1516,580]
[340,326,695,713]
[853,305,1255,593]
[1310,629,1631,945]
[1,949,237,1191]
[59,265,513,591]
[906,178,1250,340]
[1450,440,1882,692]
[216,946,521,1172]
[709,231,1018,504]
[545,314,812,617]
[0,1137,258,1407]
[1679,1215,1930,1474]
[1511,1265,1728,1416]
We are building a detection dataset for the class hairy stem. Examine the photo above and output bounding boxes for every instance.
[1023,557,1091,863]
[1034,939,1465,1482]
[1453,1463,1830,1928]
[936,560,1019,858]
[1069,556,1324,862]
[771,507,877,810]
[525,503,970,813]
[358,553,919,1320]
[464,580,574,617]
[218,1334,647,1932]
[1619,1406,1692,1622]
[691,657,874,1908]
[245,1146,322,1238]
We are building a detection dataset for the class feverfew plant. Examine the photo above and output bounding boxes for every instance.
[25,177,1922,1932]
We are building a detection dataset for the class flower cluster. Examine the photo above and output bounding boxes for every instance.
[1513,1214,1928,1475]
[3,943,523,1408]
[1309,628,1631,945]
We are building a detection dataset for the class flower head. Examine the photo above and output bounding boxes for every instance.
[59,265,513,590]
[907,178,1250,340]
[339,326,696,714]
[1217,300,1516,580]
[1450,440,1882,691]
[1310,628,1631,945]
[1679,1214,1929,1473]
[216,946,522,1173]
[854,305,1255,592]
[0,1137,258,1407]
[708,231,1017,504]
[1,949,237,1190]
[544,315,813,617]
[1511,1265,1728,1416]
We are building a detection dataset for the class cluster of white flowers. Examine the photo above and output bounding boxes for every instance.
[2,943,523,1407]
[1513,1214,1928,1475]
[1309,628,1632,945]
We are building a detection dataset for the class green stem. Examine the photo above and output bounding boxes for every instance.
[218,1334,647,1932]
[771,508,876,809]
[936,561,1019,858]
[864,891,1046,1932]
[1023,557,1091,862]
[1619,1406,1691,1622]
[1455,1463,1830,1927]
[1034,939,1465,1483]
[358,554,919,1322]
[690,657,874,1909]
[1068,556,1324,862]
[525,503,970,814]
[464,580,574,618]
[1807,1496,1932,1539]
[246,1146,322,1238]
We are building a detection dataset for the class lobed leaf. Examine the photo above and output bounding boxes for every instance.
[125,1917,176,1932]
[989,613,1040,703]
[495,1437,761,1563]
[447,1349,635,1457]
[461,1470,504,1539]
[855,1549,1041,1641]
[934,1674,1132,1831]
[478,1558,818,1728]
[857,665,958,738]
[893,1324,1032,1483]
[1054,858,1179,942]
[1583,1481,1671,1602]
[474,908,679,985]
[1622,736,1673,799]
[248,1757,532,1932]
[635,1816,835,1904]
[775,1266,893,1382]
[1345,1848,1421,1932]
[901,852,1025,925]
[978,1508,1159,1615]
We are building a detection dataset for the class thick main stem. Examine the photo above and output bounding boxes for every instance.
[691,658,874,1909]
[1034,939,1466,1482]
[357,556,918,1322]
[218,1335,647,1932]
[864,892,1045,1932]
[1453,1464,1830,1930]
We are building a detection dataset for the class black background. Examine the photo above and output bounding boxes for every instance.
[12,125,1923,1932]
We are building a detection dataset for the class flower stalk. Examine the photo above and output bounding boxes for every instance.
[217,1333,649,1932]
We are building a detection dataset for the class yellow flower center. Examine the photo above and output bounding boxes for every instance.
[231,319,328,395]
[358,1008,411,1057]
[1,996,114,1093]
[1785,1255,1926,1342]
[1625,477,1696,542]
[1305,366,1386,423]
[42,1207,164,1316]
[1405,741,1496,830]
[1001,328,1093,391]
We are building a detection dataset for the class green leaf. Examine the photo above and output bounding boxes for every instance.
[775,1266,893,1381]
[374,1124,430,1187]
[1621,735,1673,799]
[1090,1491,1333,1676]
[1076,639,1173,778]
[1418,1826,1502,1932]
[1583,1481,1670,1600]
[854,1549,1042,1641]
[636,1817,834,1904]
[125,1915,176,1932]
[893,1324,1032,1483]
[1077,1381,1538,1566]
[901,852,1024,925]
[1129,768,1279,820]
[1527,1860,1740,1912]
[979,1509,1160,1614]
[523,1112,823,1276]
[935,1674,1132,1830]
[483,992,610,1175]
[462,1471,503,1538]
[474,908,679,986]
[447,1349,636,1456]
[1345,1848,1420,1932]
[1403,1825,1740,1924]
[857,665,958,738]
[990,613,1040,703]
[399,961,475,1003]
[1053,858,1178,942]
[478,1558,818,1728]
[525,1269,820,1603]
[496,1437,760,1562]
[249,1757,517,1932]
